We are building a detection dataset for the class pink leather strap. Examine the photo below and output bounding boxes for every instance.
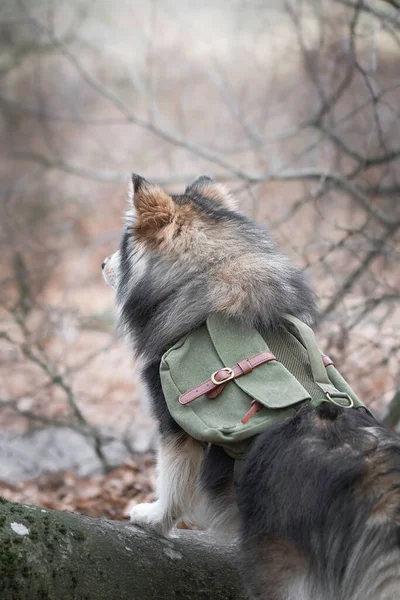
[241,399,263,424]
[178,351,277,405]
[322,354,334,368]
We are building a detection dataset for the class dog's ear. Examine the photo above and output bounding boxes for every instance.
[185,175,237,210]
[128,174,175,230]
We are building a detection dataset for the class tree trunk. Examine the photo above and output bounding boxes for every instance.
[0,498,248,600]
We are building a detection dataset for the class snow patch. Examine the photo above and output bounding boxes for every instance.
[11,522,30,536]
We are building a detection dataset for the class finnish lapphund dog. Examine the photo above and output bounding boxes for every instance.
[103,174,400,600]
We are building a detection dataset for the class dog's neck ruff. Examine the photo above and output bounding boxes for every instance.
[160,314,369,459]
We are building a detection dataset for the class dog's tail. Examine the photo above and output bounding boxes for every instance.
[236,403,400,600]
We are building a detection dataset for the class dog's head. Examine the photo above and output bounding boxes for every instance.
[103,174,317,362]
[102,174,237,291]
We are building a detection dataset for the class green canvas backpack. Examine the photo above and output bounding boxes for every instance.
[160,314,368,458]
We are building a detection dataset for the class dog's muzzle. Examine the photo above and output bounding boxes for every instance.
[102,255,116,288]
[102,256,109,271]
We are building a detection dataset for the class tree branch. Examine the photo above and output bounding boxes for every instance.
[12,149,397,228]
[318,222,399,322]
[0,499,246,600]
[334,0,400,26]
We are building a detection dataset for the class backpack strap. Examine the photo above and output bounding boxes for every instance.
[283,315,354,409]
[178,351,277,405]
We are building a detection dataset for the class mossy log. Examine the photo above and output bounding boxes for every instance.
[0,498,247,600]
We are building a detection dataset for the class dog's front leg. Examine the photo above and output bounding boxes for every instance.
[130,433,204,536]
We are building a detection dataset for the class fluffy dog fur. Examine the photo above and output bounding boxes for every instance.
[103,174,400,600]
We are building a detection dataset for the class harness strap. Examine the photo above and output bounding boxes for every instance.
[284,315,330,386]
[284,315,353,408]
[178,351,277,405]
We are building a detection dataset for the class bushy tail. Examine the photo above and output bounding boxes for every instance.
[236,403,400,600]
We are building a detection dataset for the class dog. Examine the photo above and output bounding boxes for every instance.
[103,174,400,600]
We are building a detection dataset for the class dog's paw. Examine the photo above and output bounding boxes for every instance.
[129,502,171,536]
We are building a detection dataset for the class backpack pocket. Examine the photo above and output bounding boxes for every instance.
[160,316,311,445]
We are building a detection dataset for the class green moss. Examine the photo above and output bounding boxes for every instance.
[0,515,7,527]
[21,564,31,578]
[74,530,86,542]
[57,524,67,534]
[25,514,35,524]
[43,515,51,536]
[0,546,19,591]
[0,496,8,504]
[37,585,50,600]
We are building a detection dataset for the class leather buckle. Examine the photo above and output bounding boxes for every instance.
[210,367,234,385]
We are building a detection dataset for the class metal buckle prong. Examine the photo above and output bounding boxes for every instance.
[211,367,234,385]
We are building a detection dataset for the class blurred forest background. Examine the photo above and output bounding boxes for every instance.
[0,0,399,519]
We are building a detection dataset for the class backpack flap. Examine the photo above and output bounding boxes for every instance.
[160,315,311,445]
[206,314,311,410]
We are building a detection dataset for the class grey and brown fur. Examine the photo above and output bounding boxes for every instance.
[103,174,400,600]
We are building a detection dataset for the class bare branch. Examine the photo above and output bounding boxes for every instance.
[334,0,400,25]
[11,151,234,185]
[318,123,400,169]
[318,222,399,322]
